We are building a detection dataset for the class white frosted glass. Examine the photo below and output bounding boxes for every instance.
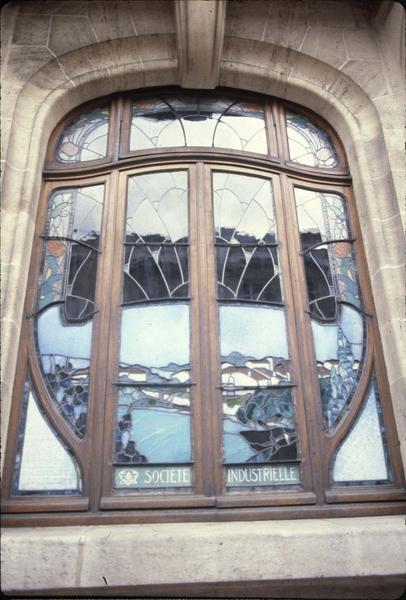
[127,172,188,242]
[37,305,92,358]
[311,305,363,361]
[18,392,80,491]
[333,384,388,482]
[220,305,288,359]
[120,304,189,367]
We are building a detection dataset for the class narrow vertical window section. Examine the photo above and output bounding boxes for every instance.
[35,184,104,437]
[114,171,193,491]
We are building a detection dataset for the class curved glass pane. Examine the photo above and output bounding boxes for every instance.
[287,112,339,168]
[130,95,267,154]
[56,107,109,163]
[13,379,81,494]
[333,376,390,483]
[35,185,104,437]
[295,187,366,431]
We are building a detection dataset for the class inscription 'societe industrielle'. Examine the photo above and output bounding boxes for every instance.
[115,464,300,488]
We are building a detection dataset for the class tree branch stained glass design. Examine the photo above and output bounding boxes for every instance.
[295,187,366,431]
[35,185,104,437]
[213,173,281,303]
[124,172,189,303]
[213,172,297,471]
[56,107,109,163]
[286,112,339,168]
[130,96,267,154]
[114,172,192,478]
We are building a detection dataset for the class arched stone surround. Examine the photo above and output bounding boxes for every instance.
[2,35,405,464]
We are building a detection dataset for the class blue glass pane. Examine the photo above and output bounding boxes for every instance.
[286,112,338,168]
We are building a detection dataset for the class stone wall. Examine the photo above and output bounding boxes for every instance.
[1,1,405,596]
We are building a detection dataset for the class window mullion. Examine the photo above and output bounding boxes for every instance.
[87,169,123,510]
[189,162,221,497]
[277,172,326,503]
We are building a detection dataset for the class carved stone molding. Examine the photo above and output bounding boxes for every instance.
[175,0,227,88]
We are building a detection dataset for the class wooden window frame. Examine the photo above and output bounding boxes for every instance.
[2,89,405,526]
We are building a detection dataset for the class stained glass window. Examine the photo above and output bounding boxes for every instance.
[114,171,192,490]
[56,107,109,163]
[295,187,365,431]
[286,112,339,168]
[35,184,104,437]
[6,92,401,515]
[130,95,267,154]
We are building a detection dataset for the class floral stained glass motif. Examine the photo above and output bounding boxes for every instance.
[286,112,339,168]
[295,187,366,431]
[213,173,281,303]
[56,107,109,163]
[35,185,104,438]
[124,172,189,303]
[13,378,81,494]
[333,375,391,483]
[130,96,267,154]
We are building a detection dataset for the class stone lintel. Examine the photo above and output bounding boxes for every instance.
[175,0,226,89]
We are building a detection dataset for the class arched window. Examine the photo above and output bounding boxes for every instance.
[3,89,404,521]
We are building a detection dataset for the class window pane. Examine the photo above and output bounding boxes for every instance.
[130,95,267,154]
[56,107,109,163]
[333,377,391,483]
[13,379,81,494]
[126,171,188,244]
[295,187,366,431]
[286,112,339,168]
[223,387,296,464]
[35,185,104,437]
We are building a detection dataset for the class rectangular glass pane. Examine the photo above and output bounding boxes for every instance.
[130,95,267,154]
[223,387,297,464]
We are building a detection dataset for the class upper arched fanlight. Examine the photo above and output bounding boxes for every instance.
[53,92,342,169]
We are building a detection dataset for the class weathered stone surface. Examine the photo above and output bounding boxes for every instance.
[1,517,405,592]
[2,46,53,85]
[307,0,372,30]
[88,1,135,42]
[341,59,390,99]
[344,29,382,60]
[12,14,51,45]
[130,0,175,35]
[48,15,97,55]
[301,27,347,68]
[175,0,226,88]
[17,0,89,15]
[225,0,270,41]
[263,0,308,51]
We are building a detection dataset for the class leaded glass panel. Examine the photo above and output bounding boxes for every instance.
[332,376,391,483]
[130,95,267,154]
[56,107,109,163]
[295,187,366,431]
[35,184,104,437]
[286,112,339,168]
[13,378,81,494]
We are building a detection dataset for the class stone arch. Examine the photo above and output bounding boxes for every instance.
[2,36,404,461]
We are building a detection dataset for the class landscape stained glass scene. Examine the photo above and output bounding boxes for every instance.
[35,185,104,437]
[213,172,297,469]
[131,95,267,154]
[115,172,192,474]
[13,378,81,494]
[295,187,365,430]
[286,112,339,168]
[56,107,109,163]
